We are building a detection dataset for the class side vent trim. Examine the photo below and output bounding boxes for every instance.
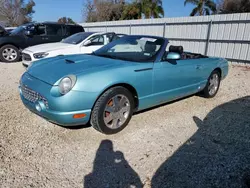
[134,68,153,72]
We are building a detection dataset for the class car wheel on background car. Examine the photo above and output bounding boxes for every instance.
[202,70,221,98]
[0,45,20,63]
[90,86,135,134]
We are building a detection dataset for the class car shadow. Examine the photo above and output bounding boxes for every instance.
[151,96,250,188]
[83,139,143,188]
[62,123,91,130]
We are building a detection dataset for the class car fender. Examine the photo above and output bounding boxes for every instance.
[0,35,24,49]
[75,68,137,92]
[217,58,229,79]
[207,57,228,79]
[0,42,19,50]
[74,64,154,101]
[201,57,228,79]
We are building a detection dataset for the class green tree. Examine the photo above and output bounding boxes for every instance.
[121,2,141,20]
[218,0,250,14]
[140,0,164,18]
[58,17,76,24]
[121,0,164,20]
[83,0,125,22]
[184,0,217,16]
[83,0,165,22]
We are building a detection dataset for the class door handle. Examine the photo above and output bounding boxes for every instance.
[42,37,49,40]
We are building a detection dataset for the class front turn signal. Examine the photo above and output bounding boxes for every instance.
[73,114,86,119]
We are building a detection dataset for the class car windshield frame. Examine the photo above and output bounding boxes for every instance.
[93,35,166,62]
[62,32,95,45]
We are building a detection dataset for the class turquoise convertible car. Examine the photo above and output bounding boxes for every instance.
[19,35,228,134]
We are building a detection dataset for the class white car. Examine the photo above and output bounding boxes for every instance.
[22,32,124,66]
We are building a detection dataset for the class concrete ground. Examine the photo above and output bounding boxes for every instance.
[0,62,250,188]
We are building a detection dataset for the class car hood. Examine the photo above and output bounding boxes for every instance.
[24,42,74,53]
[0,28,8,36]
[27,55,138,85]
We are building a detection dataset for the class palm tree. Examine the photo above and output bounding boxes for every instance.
[121,2,141,20]
[141,0,164,18]
[120,0,164,20]
[184,0,217,16]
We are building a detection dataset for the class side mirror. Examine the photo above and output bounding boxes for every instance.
[25,30,32,36]
[166,52,181,60]
[83,40,91,46]
[162,52,181,65]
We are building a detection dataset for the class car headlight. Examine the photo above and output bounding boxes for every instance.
[58,75,77,95]
[33,52,49,59]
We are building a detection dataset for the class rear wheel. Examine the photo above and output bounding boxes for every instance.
[0,45,20,62]
[202,70,221,98]
[90,86,134,134]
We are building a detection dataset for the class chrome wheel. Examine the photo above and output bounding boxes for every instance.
[103,94,131,129]
[2,48,17,61]
[208,74,219,96]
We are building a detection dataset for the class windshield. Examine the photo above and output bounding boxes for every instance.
[10,26,25,35]
[62,32,94,44]
[93,36,165,62]
[10,23,33,35]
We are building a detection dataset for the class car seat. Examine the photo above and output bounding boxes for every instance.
[145,41,157,56]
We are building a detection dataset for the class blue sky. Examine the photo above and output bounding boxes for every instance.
[33,0,194,23]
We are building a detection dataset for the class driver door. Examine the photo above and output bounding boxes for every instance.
[80,34,106,54]
[152,52,201,104]
[25,24,48,47]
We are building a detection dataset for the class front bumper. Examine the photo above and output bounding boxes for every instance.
[22,51,36,67]
[19,72,94,126]
[20,92,91,126]
[22,60,32,67]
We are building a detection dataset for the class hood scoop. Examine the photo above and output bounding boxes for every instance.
[65,59,75,64]
[65,58,90,64]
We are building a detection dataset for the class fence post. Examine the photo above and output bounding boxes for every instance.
[129,23,132,35]
[106,24,107,32]
[163,22,166,37]
[204,20,213,56]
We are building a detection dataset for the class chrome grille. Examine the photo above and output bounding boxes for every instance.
[20,84,49,108]
[22,53,32,61]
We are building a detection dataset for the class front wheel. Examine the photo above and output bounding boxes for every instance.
[90,86,134,134]
[202,70,221,98]
[0,45,20,62]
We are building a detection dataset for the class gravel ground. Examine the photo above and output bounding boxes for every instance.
[0,62,250,188]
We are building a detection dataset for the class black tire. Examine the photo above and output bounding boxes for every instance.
[0,45,20,62]
[90,86,135,134]
[202,70,221,98]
